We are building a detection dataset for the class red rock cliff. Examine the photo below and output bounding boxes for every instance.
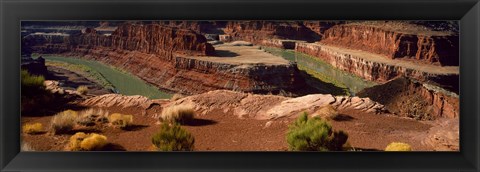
[295,42,459,93]
[223,21,319,43]
[71,23,215,57]
[321,24,459,66]
[24,23,305,95]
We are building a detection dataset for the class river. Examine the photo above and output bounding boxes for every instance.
[262,47,376,95]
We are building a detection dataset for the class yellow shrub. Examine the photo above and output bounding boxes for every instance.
[80,133,108,151]
[67,132,108,151]
[76,85,89,95]
[312,104,338,120]
[67,132,88,151]
[23,123,43,134]
[108,113,133,129]
[160,105,194,124]
[50,110,79,134]
[385,142,412,151]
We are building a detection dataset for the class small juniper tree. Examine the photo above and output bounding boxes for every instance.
[286,112,348,151]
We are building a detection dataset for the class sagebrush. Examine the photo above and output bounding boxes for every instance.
[108,113,133,129]
[159,105,194,124]
[151,123,195,151]
[50,110,78,134]
[312,104,339,120]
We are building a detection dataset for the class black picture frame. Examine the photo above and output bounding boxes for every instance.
[1,0,479,171]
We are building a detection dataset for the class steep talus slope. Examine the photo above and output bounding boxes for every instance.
[357,77,459,120]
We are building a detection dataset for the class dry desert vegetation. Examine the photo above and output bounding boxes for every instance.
[20,20,459,151]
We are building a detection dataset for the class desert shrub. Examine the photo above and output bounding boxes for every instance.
[76,108,110,126]
[151,123,195,151]
[67,132,88,151]
[170,93,185,101]
[21,70,45,90]
[80,133,108,151]
[22,123,43,134]
[312,104,339,120]
[286,112,348,151]
[108,113,133,129]
[21,70,46,97]
[76,85,89,95]
[50,110,78,134]
[67,132,108,151]
[385,142,412,151]
[159,105,194,124]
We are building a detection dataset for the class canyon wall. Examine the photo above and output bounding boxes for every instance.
[223,21,319,43]
[295,42,459,93]
[321,24,459,66]
[357,77,459,119]
[23,23,304,95]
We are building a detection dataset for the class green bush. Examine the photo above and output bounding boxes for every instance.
[151,123,195,151]
[21,70,45,94]
[286,112,348,151]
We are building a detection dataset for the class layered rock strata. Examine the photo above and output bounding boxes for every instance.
[223,21,319,43]
[321,23,459,66]
[295,42,459,92]
[23,23,305,95]
[168,90,387,120]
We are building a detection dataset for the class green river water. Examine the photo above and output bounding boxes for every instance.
[40,56,172,99]
[262,47,376,95]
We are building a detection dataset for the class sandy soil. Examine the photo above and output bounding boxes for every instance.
[21,106,433,151]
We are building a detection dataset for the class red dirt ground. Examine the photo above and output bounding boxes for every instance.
[21,106,433,151]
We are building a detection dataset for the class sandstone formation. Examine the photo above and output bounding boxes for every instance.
[155,21,226,34]
[321,22,459,66]
[295,42,459,92]
[81,94,169,110]
[357,77,459,120]
[24,23,306,95]
[223,21,319,44]
[168,90,387,120]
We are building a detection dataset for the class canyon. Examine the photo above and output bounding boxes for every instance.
[20,21,460,151]
[23,23,307,95]
[22,21,460,119]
